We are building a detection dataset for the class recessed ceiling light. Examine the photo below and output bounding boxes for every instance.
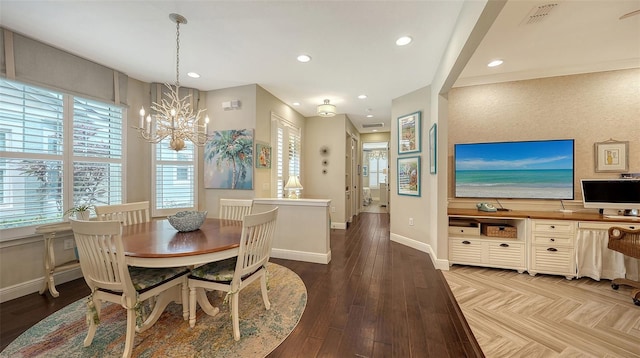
[187,72,200,78]
[297,54,311,63]
[366,114,374,118]
[487,59,504,67]
[292,102,300,106]
[358,94,368,99]
[395,36,412,46]
[372,129,378,132]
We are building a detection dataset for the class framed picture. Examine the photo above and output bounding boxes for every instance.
[398,111,421,154]
[429,123,437,174]
[397,156,420,197]
[362,165,368,176]
[256,143,271,169]
[594,140,628,172]
[204,129,254,189]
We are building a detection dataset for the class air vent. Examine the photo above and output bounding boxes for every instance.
[521,3,558,25]
[362,123,384,129]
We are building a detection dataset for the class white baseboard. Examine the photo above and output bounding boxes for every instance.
[271,248,331,264]
[0,268,83,303]
[331,221,347,229]
[390,233,450,271]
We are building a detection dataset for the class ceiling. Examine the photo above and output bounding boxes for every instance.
[0,1,638,133]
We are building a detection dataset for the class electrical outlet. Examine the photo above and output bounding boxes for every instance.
[63,239,75,250]
[331,206,336,213]
[409,218,414,226]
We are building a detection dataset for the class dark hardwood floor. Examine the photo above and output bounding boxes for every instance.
[0,212,482,357]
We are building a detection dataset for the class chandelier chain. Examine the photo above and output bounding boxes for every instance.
[175,19,180,87]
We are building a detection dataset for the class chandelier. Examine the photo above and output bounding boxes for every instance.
[136,13,209,151]
[317,99,336,117]
[366,150,387,160]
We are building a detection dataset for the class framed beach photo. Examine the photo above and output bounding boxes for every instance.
[398,111,421,155]
[429,123,437,174]
[397,156,420,197]
[594,140,628,173]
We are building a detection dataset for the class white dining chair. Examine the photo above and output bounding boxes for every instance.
[95,201,150,226]
[188,207,278,340]
[70,219,189,358]
[219,198,253,220]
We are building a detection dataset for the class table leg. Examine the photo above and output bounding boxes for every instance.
[39,234,60,297]
[195,287,220,317]
[137,286,180,333]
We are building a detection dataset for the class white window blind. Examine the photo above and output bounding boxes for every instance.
[0,78,124,232]
[153,138,196,214]
[272,115,301,198]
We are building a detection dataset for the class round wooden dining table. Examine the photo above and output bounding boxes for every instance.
[122,218,243,268]
[120,217,244,328]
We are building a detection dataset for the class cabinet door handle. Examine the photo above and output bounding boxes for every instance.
[500,243,509,247]
[631,226,636,230]
[550,225,555,229]
[462,240,471,245]
[547,247,558,252]
[550,238,555,242]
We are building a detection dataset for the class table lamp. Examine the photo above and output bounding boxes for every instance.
[284,175,303,199]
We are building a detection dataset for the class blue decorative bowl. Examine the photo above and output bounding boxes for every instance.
[167,211,208,232]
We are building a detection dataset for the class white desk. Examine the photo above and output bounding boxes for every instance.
[35,222,79,297]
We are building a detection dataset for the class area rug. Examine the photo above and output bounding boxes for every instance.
[1,263,306,358]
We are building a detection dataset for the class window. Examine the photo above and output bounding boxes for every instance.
[0,78,124,232]
[272,113,301,198]
[152,139,196,216]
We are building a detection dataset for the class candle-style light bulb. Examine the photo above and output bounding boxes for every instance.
[139,107,145,128]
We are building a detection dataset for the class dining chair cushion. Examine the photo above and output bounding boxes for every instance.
[129,266,190,293]
[190,258,261,283]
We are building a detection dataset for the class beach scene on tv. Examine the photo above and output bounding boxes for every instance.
[454,140,574,200]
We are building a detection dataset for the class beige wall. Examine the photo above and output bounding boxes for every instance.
[448,68,640,210]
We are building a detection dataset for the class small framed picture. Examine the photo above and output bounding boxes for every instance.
[429,123,437,174]
[362,165,368,176]
[398,111,421,155]
[594,140,628,172]
[256,143,271,169]
[397,156,420,197]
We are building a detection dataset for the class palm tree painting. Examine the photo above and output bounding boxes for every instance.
[204,129,254,189]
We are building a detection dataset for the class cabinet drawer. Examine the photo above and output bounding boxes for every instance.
[488,242,525,268]
[530,246,575,274]
[531,234,574,246]
[532,220,574,234]
[448,226,481,236]
[449,239,483,264]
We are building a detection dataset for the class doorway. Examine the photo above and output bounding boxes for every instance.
[362,141,389,213]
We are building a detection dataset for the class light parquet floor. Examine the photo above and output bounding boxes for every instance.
[443,265,640,358]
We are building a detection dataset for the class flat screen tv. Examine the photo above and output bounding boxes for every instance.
[581,179,640,210]
[454,139,575,200]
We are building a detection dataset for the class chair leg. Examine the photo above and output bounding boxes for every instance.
[123,307,137,358]
[83,297,99,347]
[189,286,197,328]
[260,273,271,310]
[231,293,240,341]
[181,281,189,320]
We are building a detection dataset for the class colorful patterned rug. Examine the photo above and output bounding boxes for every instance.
[1,263,306,358]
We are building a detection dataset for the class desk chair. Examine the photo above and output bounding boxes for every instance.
[219,198,253,220]
[188,207,278,340]
[95,201,150,226]
[608,226,640,306]
[70,219,189,358]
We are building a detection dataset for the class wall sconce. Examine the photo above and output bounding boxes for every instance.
[284,175,303,199]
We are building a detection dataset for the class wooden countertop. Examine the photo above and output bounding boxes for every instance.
[448,208,640,223]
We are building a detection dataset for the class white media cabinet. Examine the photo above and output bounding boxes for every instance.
[448,208,640,279]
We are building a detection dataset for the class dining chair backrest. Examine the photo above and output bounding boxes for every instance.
[234,207,278,282]
[70,219,134,294]
[95,201,150,226]
[219,199,253,220]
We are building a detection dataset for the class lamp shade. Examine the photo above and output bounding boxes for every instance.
[284,175,303,190]
[317,99,336,117]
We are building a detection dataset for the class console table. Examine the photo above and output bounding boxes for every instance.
[35,222,79,297]
[448,208,639,280]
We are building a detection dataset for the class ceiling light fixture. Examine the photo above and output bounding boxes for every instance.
[137,13,209,151]
[487,59,504,67]
[297,54,312,63]
[358,94,368,99]
[187,72,200,78]
[366,114,374,118]
[317,99,336,117]
[396,36,412,46]
[292,102,300,106]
